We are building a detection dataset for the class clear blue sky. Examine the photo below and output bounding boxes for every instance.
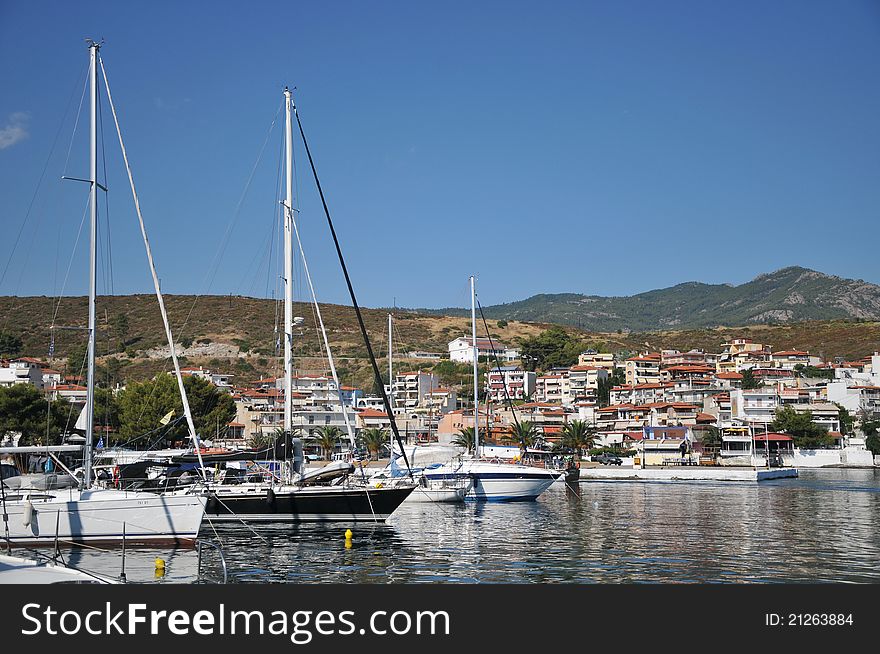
[1,0,878,309]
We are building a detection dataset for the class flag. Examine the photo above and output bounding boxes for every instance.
[96,437,104,450]
[159,410,174,426]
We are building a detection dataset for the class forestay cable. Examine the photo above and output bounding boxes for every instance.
[98,55,207,478]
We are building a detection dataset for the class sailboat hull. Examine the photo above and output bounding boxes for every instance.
[2,489,207,545]
[201,484,416,522]
[424,462,560,502]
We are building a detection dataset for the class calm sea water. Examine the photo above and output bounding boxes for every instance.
[51,468,880,584]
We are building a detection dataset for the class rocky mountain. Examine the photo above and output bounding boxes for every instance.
[423,267,880,332]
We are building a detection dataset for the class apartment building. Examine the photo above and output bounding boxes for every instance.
[625,353,661,386]
[485,366,536,403]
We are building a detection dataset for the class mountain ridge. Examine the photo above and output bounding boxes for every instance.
[416,267,880,331]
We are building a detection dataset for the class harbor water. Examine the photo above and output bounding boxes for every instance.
[43,468,880,584]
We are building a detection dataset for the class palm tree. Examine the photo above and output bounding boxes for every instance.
[315,425,343,460]
[452,426,476,454]
[509,420,539,449]
[359,427,387,461]
[560,419,598,460]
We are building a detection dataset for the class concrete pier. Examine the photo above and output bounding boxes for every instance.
[578,466,799,482]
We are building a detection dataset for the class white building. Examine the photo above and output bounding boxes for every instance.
[0,358,46,389]
[485,366,536,403]
[391,371,440,411]
[448,337,519,364]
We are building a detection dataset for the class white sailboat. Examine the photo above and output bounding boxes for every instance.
[0,41,205,546]
[423,276,561,501]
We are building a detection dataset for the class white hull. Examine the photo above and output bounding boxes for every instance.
[424,461,560,502]
[404,484,470,503]
[0,554,117,584]
[2,488,206,545]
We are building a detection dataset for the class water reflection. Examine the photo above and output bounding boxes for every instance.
[36,469,880,584]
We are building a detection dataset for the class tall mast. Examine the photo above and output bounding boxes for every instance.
[83,40,100,490]
[388,313,393,411]
[388,312,393,454]
[471,275,479,456]
[283,87,294,435]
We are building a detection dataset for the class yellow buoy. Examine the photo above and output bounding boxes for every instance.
[344,529,353,549]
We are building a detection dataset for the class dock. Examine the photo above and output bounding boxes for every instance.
[578,466,799,482]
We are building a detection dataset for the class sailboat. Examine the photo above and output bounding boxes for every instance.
[364,315,471,503]
[179,87,414,522]
[422,276,561,501]
[0,41,206,545]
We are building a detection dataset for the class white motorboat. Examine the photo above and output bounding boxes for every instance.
[421,276,562,502]
[423,459,560,502]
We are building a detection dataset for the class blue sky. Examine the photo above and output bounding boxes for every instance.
[1,1,878,309]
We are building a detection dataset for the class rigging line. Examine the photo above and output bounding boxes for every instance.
[98,84,114,297]
[289,205,357,449]
[62,59,92,177]
[289,92,413,478]
[0,58,88,292]
[265,129,285,300]
[176,101,283,339]
[477,299,525,447]
[99,55,206,478]
[49,194,92,329]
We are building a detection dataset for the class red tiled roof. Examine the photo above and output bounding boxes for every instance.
[357,409,389,418]
[754,433,793,442]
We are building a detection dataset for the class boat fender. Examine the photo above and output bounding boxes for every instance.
[266,488,276,505]
[206,494,218,513]
[22,500,34,527]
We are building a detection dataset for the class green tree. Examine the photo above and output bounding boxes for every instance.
[597,367,625,407]
[111,313,130,352]
[699,425,723,453]
[0,331,23,357]
[496,320,508,329]
[92,386,120,442]
[359,427,387,461]
[770,405,833,449]
[740,368,761,390]
[117,373,235,447]
[518,327,583,372]
[834,403,855,436]
[793,364,835,380]
[315,425,342,460]
[508,420,539,448]
[862,420,880,456]
[560,420,598,459]
[452,426,475,453]
[0,384,73,446]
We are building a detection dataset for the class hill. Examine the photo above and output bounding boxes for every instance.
[423,267,880,332]
[1,294,878,390]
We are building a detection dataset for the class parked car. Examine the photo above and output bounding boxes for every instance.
[595,453,622,466]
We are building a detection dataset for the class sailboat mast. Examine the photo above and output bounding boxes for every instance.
[83,40,99,490]
[388,312,393,452]
[471,275,479,456]
[388,313,393,410]
[283,88,294,435]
